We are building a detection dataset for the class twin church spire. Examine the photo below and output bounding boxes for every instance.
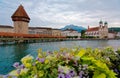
[99,20,108,27]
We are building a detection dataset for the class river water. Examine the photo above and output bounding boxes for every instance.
[0,40,120,74]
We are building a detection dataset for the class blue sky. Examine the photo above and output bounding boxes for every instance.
[0,0,120,28]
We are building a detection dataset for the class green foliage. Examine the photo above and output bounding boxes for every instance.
[116,49,120,55]
[9,47,118,78]
[66,36,78,38]
[81,36,98,39]
[81,30,86,37]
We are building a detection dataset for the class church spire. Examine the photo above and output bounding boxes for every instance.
[99,20,103,27]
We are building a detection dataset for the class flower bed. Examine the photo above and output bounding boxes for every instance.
[7,47,120,78]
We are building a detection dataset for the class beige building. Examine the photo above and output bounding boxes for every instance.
[11,5,30,34]
[29,27,52,36]
[52,29,62,36]
[85,21,108,38]
[0,25,53,36]
[0,25,14,33]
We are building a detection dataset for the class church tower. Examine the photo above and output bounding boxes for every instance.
[104,21,108,27]
[104,21,108,38]
[99,20,103,28]
[11,5,30,34]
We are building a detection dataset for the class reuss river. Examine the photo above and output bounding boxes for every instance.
[0,40,120,74]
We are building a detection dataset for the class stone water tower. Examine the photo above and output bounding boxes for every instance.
[11,5,30,34]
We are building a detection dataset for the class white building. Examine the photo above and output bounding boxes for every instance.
[85,21,108,38]
[108,33,116,39]
[116,32,120,38]
[61,29,81,38]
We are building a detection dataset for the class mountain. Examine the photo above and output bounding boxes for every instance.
[109,27,120,32]
[61,24,86,32]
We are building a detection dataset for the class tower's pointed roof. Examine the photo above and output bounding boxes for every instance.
[11,5,30,22]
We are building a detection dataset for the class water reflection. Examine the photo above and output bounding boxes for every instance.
[85,40,109,48]
[13,44,29,62]
[0,44,29,74]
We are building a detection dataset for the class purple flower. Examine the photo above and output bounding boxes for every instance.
[20,64,25,69]
[79,71,84,78]
[36,57,39,60]
[36,57,45,63]
[114,68,119,74]
[58,73,65,78]
[65,74,72,78]
[69,70,75,77]
[13,62,19,68]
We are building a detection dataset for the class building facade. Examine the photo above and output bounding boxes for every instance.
[108,27,120,38]
[85,21,108,38]
[108,33,116,39]
[52,29,62,36]
[0,25,14,33]
[116,32,120,38]
[29,27,52,36]
[61,29,81,38]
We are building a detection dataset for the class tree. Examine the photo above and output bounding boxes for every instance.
[81,30,86,38]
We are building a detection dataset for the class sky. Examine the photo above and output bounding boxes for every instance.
[0,0,120,28]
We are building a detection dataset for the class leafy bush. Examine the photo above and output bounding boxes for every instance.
[9,47,118,78]
[111,49,120,77]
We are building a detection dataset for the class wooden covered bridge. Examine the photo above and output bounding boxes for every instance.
[0,32,66,44]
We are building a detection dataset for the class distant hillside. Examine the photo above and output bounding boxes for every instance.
[109,27,120,32]
[61,24,86,32]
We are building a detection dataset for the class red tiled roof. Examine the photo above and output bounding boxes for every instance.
[29,27,52,30]
[52,29,61,30]
[11,5,30,22]
[86,27,99,32]
[0,25,13,28]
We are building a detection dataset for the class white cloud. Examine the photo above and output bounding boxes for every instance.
[0,0,120,28]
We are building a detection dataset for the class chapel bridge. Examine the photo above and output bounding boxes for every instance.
[0,32,66,44]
